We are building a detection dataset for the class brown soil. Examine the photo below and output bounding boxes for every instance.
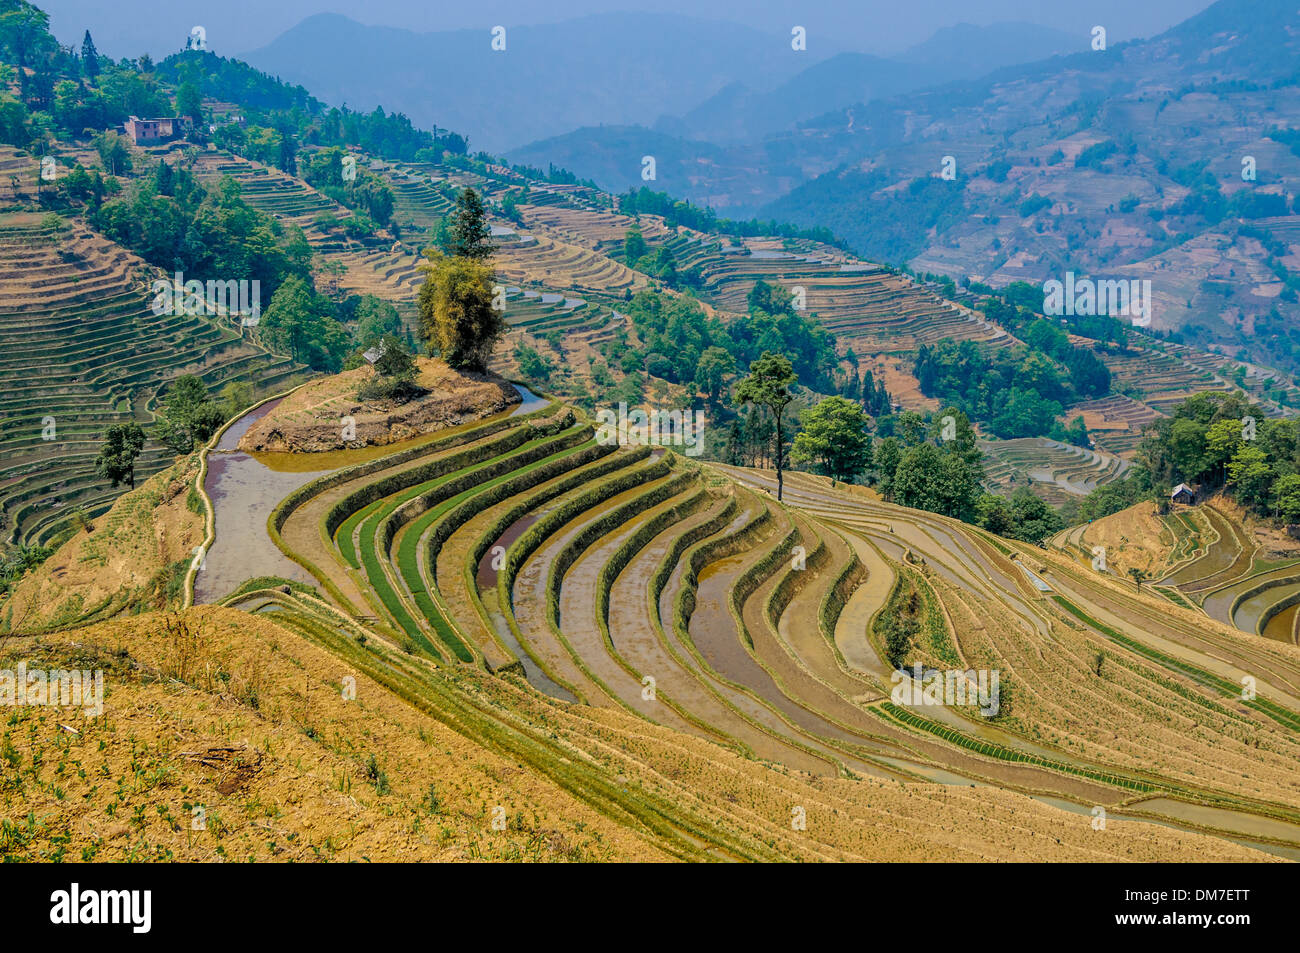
[1,457,204,633]
[238,358,520,453]
[1077,500,1175,576]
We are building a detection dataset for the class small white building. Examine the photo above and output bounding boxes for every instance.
[1171,483,1196,505]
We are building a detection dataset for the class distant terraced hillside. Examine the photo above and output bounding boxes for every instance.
[981,438,1131,506]
[0,214,300,547]
[180,144,1300,491]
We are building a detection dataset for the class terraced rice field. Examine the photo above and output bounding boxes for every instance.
[0,215,299,545]
[1069,394,1165,457]
[1088,341,1235,413]
[192,153,342,224]
[981,437,1131,505]
[1054,501,1300,645]
[494,234,647,295]
[241,400,1300,857]
[658,233,1013,347]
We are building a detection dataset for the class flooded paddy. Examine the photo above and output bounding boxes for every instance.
[197,385,543,605]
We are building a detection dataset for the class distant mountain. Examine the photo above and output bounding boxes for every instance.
[655,22,1086,144]
[658,52,937,143]
[510,20,1105,192]
[242,12,822,154]
[897,21,1082,73]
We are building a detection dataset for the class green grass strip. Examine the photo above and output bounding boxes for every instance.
[394,437,597,662]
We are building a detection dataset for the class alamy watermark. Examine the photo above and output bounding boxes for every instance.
[595,402,706,457]
[1,661,103,717]
[151,272,261,327]
[1043,272,1151,328]
[890,665,1000,716]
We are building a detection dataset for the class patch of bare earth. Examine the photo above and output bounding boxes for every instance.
[1077,501,1174,576]
[238,358,520,453]
[2,457,203,633]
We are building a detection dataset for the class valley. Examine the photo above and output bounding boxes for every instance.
[1,0,1298,875]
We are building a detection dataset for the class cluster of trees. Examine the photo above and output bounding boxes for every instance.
[977,280,1132,348]
[614,280,843,402]
[154,51,467,160]
[780,398,1063,543]
[94,375,235,491]
[914,339,1097,442]
[1136,392,1300,520]
[622,225,701,289]
[93,165,313,303]
[258,275,351,371]
[506,160,598,190]
[1163,157,1293,225]
[0,9,172,151]
[1075,391,1300,525]
[299,146,396,229]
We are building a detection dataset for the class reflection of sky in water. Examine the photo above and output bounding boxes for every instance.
[195,387,544,604]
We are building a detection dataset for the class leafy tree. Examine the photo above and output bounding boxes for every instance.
[154,375,226,454]
[897,411,927,447]
[791,396,872,483]
[624,225,647,264]
[92,130,131,175]
[734,352,796,500]
[153,157,174,196]
[872,436,902,498]
[94,422,146,489]
[1272,474,1300,522]
[892,443,981,522]
[747,279,794,316]
[352,294,403,347]
[416,250,505,371]
[1227,443,1273,506]
[693,345,734,405]
[442,187,495,260]
[978,488,1063,543]
[259,275,350,371]
[219,380,255,418]
[175,81,203,123]
[0,3,55,69]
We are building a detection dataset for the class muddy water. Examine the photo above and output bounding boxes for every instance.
[476,511,576,702]
[1261,603,1300,644]
[1234,580,1300,636]
[1029,795,1300,861]
[1165,512,1240,587]
[195,399,334,602]
[196,385,544,604]
[690,555,883,750]
[480,536,578,700]
[476,513,537,589]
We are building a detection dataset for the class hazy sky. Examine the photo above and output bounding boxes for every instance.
[39,0,1218,60]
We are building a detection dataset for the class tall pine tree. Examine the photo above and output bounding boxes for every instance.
[81,31,99,81]
[443,187,496,260]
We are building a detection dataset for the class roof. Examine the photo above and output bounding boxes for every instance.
[1171,483,1195,497]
